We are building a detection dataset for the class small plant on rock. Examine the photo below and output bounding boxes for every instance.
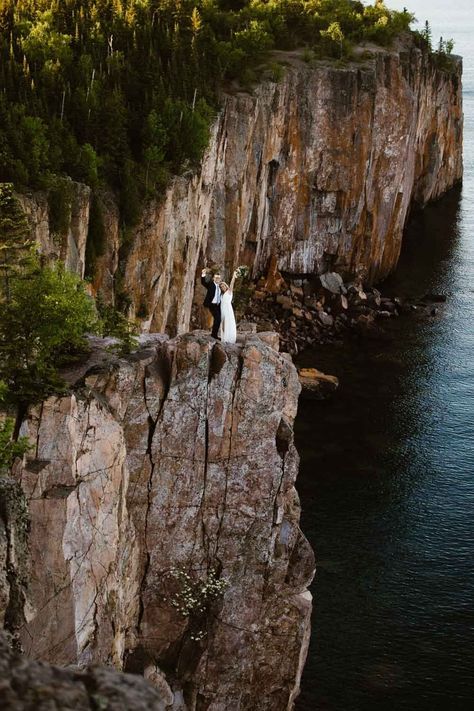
[163,566,229,642]
[0,417,31,476]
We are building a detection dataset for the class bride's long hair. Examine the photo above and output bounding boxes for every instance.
[219,282,229,293]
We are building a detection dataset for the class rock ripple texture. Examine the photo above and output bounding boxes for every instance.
[12,332,314,710]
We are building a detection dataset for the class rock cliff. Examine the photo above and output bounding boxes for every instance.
[0,630,170,710]
[19,42,462,336]
[7,331,314,710]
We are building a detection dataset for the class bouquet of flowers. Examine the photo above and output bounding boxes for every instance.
[234,265,250,280]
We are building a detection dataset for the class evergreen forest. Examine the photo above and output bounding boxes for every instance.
[0,1,415,225]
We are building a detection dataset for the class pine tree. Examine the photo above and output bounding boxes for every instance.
[0,182,34,303]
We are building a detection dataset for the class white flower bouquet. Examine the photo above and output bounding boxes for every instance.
[234,265,250,279]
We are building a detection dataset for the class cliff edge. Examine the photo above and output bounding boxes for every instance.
[4,331,314,710]
[18,42,463,335]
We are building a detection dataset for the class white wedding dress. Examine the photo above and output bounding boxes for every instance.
[220,291,237,343]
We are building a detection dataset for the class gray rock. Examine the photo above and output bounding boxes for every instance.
[320,272,344,295]
[0,632,170,710]
[318,311,334,327]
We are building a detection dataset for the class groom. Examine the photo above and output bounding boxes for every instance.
[201,267,222,338]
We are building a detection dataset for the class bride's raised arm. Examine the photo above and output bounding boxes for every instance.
[229,270,238,293]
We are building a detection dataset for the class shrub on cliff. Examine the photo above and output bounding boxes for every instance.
[0,259,99,408]
[0,183,35,300]
[96,294,139,355]
[1,186,138,423]
[0,417,30,476]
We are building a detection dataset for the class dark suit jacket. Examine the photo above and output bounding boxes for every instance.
[201,275,219,307]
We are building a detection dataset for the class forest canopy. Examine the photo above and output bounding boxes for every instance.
[0,1,415,224]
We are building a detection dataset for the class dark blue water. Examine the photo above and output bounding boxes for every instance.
[296,2,474,709]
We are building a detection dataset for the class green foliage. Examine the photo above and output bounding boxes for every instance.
[46,175,73,236]
[85,191,106,278]
[76,143,100,188]
[0,417,31,476]
[0,258,100,406]
[420,19,432,51]
[0,186,138,419]
[433,35,456,71]
[0,183,34,300]
[321,21,344,58]
[0,1,416,228]
[96,293,138,355]
[413,20,456,71]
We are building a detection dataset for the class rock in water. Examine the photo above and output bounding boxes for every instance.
[423,293,448,303]
[11,332,314,710]
[298,368,339,399]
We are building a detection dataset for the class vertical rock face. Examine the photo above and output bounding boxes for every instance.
[122,44,462,332]
[13,332,314,709]
[19,43,462,337]
[18,182,91,279]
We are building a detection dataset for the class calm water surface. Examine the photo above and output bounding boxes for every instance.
[296,2,474,709]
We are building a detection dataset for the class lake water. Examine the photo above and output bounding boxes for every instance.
[295,2,474,709]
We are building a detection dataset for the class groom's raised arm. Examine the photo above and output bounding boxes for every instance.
[201,268,211,287]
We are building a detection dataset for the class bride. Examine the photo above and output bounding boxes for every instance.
[219,270,238,343]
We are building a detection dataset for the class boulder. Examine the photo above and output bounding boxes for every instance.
[255,331,280,351]
[290,284,304,301]
[238,321,258,333]
[423,293,447,303]
[298,368,339,400]
[0,632,171,711]
[319,272,345,295]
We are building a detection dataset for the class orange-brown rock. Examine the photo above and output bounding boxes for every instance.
[298,368,339,399]
[13,332,313,710]
[19,43,462,337]
[264,255,287,294]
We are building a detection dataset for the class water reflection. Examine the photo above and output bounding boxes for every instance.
[295,187,474,710]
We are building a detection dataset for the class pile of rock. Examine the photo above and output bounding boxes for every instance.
[241,263,446,357]
[243,269,394,356]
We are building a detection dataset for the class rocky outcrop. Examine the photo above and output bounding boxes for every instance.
[0,631,171,710]
[298,369,339,400]
[124,43,461,335]
[10,332,314,709]
[19,42,462,337]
